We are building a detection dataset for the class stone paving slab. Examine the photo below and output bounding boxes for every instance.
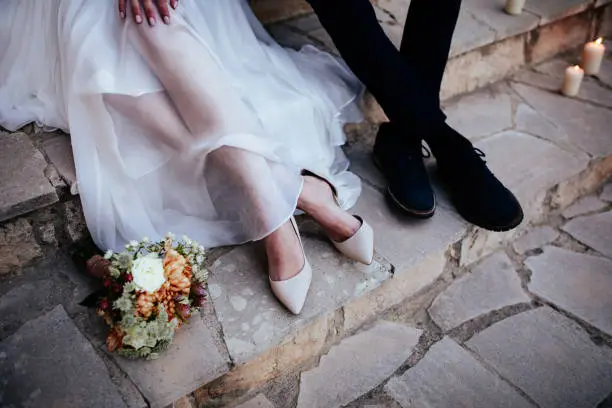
[463,0,539,40]
[597,57,612,88]
[235,394,276,408]
[562,211,612,259]
[208,233,392,364]
[526,246,612,336]
[342,250,447,333]
[41,133,77,193]
[512,69,563,93]
[525,0,591,24]
[531,58,612,109]
[296,321,421,408]
[444,84,515,141]
[352,184,468,272]
[0,305,127,408]
[518,70,612,110]
[474,130,589,219]
[374,0,531,58]
[111,313,230,408]
[0,253,100,338]
[251,0,311,24]
[467,307,612,408]
[0,278,75,340]
[512,226,560,254]
[385,337,535,408]
[0,218,42,275]
[449,6,497,57]
[429,252,530,331]
[562,195,608,218]
[511,83,612,158]
[268,24,313,50]
[0,132,58,222]
[441,35,526,101]
[513,102,574,150]
[602,183,612,202]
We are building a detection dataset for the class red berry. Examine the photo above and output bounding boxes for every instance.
[124,273,133,282]
[112,283,123,293]
[176,303,192,321]
[190,283,206,298]
[103,278,111,288]
[86,256,111,279]
[99,298,110,310]
[193,295,206,308]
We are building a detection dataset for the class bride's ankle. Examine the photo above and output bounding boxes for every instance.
[298,175,360,241]
[325,213,361,242]
[298,175,334,214]
[265,222,304,281]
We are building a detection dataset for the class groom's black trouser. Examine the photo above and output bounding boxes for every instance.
[306,0,462,137]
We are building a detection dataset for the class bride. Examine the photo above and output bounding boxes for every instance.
[0,0,374,314]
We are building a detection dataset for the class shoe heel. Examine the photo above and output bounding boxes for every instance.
[331,216,374,265]
[269,217,312,315]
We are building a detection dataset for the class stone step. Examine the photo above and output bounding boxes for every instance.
[265,0,612,121]
[251,0,313,24]
[0,4,611,408]
[1,48,612,407]
[1,1,610,226]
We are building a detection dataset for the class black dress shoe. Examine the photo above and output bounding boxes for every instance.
[432,128,524,231]
[373,123,436,218]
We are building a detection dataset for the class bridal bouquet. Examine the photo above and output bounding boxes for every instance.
[85,234,209,360]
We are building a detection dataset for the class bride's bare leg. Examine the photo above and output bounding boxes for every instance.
[103,92,190,151]
[264,222,305,281]
[128,21,242,136]
[207,146,304,281]
[130,21,305,281]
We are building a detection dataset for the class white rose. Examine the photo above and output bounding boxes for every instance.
[132,253,166,293]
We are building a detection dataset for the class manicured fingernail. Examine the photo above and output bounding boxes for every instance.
[120,11,125,19]
[163,16,170,25]
[171,1,177,9]
[149,17,156,26]
[135,15,143,24]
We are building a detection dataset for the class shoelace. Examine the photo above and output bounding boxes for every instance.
[421,143,488,163]
[474,147,487,162]
[421,144,432,159]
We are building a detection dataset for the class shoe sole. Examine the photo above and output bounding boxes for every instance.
[462,206,525,232]
[371,154,436,219]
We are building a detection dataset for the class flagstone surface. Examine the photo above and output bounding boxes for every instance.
[0,306,128,408]
[467,308,612,408]
[1,1,612,406]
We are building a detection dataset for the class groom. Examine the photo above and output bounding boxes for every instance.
[304,0,523,231]
[123,0,523,232]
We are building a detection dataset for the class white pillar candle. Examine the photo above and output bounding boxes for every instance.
[561,65,584,97]
[505,0,526,15]
[582,38,605,76]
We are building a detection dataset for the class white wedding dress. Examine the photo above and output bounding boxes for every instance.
[0,0,364,251]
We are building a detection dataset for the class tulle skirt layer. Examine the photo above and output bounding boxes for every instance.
[0,0,364,251]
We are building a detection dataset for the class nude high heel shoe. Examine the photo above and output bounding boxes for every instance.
[269,217,312,315]
[302,171,375,265]
[331,216,374,265]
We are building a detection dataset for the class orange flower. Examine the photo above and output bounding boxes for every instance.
[163,240,192,297]
[106,327,125,352]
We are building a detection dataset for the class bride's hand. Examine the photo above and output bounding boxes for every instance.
[119,0,178,26]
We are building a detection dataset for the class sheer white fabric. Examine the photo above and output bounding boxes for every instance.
[0,0,364,251]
